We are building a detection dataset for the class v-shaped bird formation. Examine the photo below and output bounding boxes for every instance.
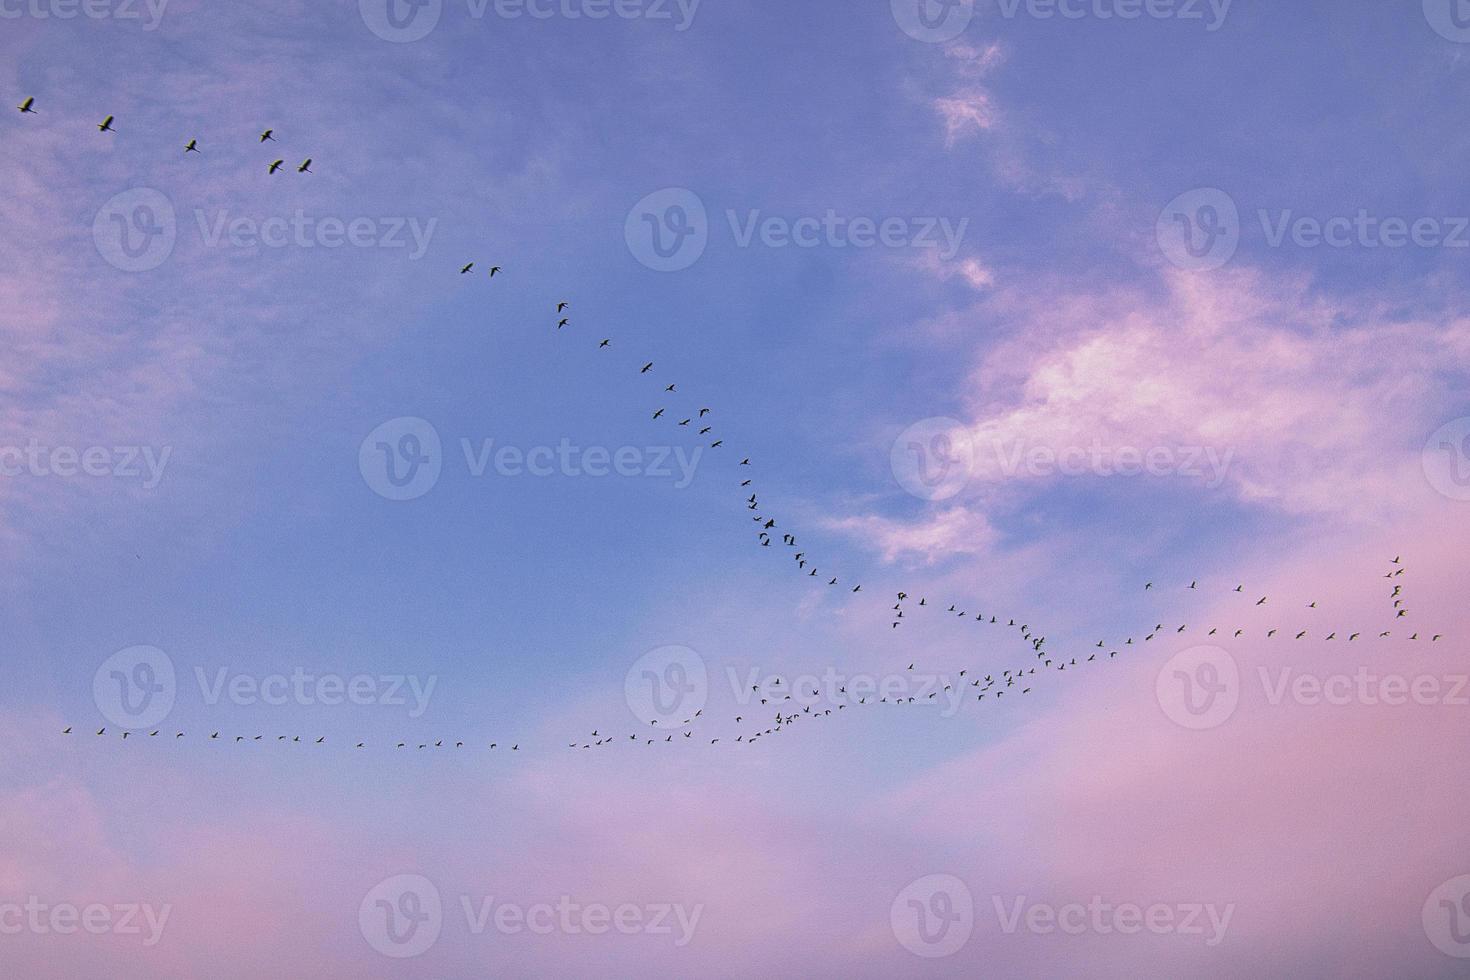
[25,90,1448,760]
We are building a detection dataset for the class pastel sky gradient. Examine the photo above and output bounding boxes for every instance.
[2,0,1469,977]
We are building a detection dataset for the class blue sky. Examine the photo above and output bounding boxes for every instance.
[3,1,1470,976]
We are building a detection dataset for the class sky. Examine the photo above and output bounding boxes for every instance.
[2,0,1470,976]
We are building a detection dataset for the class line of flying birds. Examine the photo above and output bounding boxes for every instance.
[49,209,1450,755]
[14,96,314,174]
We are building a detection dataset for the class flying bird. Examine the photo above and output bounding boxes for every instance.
[260,129,276,142]
[17,97,36,114]
[297,158,312,173]
[184,138,199,153]
[268,159,285,174]
[97,115,115,133]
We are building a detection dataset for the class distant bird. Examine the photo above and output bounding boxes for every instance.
[297,158,312,174]
[184,138,199,153]
[599,339,611,348]
[641,362,654,374]
[268,159,285,174]
[259,129,277,142]
[558,318,570,329]
[557,302,569,312]
[97,115,115,133]
[17,97,36,114]
[489,266,502,277]
[62,727,72,734]
[460,263,475,274]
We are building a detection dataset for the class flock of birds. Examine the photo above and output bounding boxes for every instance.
[26,96,1446,758]
[14,96,314,175]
